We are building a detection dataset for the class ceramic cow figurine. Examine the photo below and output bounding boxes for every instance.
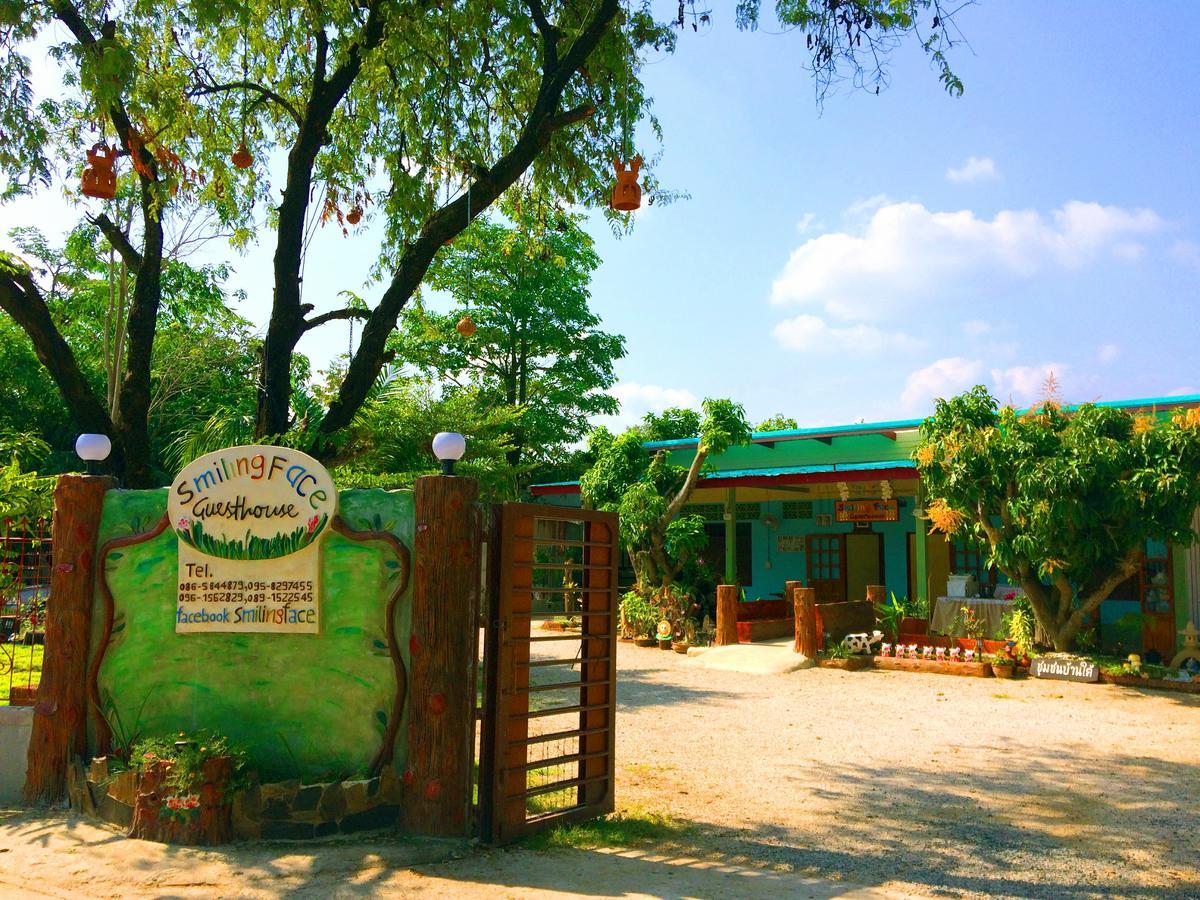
[844,630,884,655]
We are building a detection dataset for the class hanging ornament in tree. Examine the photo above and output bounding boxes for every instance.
[81,143,118,199]
[455,315,477,338]
[231,141,252,169]
[610,156,641,211]
[346,205,362,225]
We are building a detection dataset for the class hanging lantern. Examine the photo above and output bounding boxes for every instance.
[231,141,253,169]
[346,205,363,225]
[610,155,642,212]
[81,143,118,200]
[455,315,477,338]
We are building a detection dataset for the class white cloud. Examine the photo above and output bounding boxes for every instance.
[772,315,923,354]
[900,357,984,412]
[769,200,1164,320]
[1167,385,1199,397]
[962,319,992,338]
[946,156,998,183]
[1097,343,1121,364]
[795,212,820,234]
[592,382,700,432]
[990,364,1068,405]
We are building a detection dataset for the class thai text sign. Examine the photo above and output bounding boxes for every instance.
[777,535,806,553]
[1029,657,1100,683]
[834,499,898,523]
[168,445,336,634]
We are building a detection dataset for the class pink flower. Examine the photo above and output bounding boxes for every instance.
[178,517,190,530]
[306,515,320,534]
[166,796,182,810]
[183,795,200,809]
[1004,591,1017,601]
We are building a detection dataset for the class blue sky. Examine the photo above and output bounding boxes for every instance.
[4,2,1199,433]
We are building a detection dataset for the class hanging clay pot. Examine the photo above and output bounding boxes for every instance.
[81,143,118,200]
[231,142,252,169]
[455,315,477,338]
[610,155,641,211]
[346,205,363,225]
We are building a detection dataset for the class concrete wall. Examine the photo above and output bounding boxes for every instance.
[89,488,414,783]
[0,706,32,804]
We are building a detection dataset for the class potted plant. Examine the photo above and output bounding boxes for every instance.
[620,591,659,646]
[899,594,929,637]
[656,620,673,649]
[874,591,907,643]
[998,595,1036,665]
[986,654,1016,679]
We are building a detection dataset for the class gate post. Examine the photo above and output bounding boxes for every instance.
[401,474,479,837]
[794,586,817,657]
[24,474,113,803]
[715,584,739,645]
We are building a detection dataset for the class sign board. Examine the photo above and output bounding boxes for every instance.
[834,499,898,523]
[168,445,336,634]
[776,535,806,553]
[1029,657,1100,683]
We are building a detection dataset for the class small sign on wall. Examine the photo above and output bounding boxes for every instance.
[776,535,806,553]
[168,445,337,634]
[834,499,898,523]
[1029,657,1100,683]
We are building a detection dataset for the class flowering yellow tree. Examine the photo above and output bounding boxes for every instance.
[915,386,1200,651]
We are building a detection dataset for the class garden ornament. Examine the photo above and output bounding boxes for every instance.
[964,649,976,663]
[906,644,919,659]
[949,647,962,662]
[231,141,253,169]
[1168,621,1200,670]
[935,647,946,661]
[610,156,642,211]
[346,205,363,225]
[1126,653,1142,675]
[81,143,118,199]
[455,315,477,338]
[844,631,883,654]
[922,646,934,660]
[880,643,892,658]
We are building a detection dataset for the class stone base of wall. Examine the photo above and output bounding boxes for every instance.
[0,706,34,804]
[68,758,404,843]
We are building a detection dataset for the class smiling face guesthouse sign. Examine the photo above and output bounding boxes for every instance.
[168,446,336,634]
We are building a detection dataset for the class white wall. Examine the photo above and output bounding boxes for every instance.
[0,706,32,804]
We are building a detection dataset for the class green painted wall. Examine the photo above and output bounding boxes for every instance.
[90,489,414,782]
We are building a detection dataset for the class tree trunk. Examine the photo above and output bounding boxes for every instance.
[24,475,113,804]
[715,584,739,646]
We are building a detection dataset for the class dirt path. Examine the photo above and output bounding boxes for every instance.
[614,643,1200,899]
[4,643,1199,898]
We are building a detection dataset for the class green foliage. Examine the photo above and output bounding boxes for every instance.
[522,804,693,851]
[642,408,702,442]
[393,207,624,484]
[754,414,798,432]
[619,590,659,639]
[581,399,749,591]
[0,456,54,521]
[874,591,907,641]
[998,595,1036,659]
[916,386,1200,649]
[130,730,248,802]
[824,639,852,660]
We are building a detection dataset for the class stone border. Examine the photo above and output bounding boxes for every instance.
[69,758,403,842]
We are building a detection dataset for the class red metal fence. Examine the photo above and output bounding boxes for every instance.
[1,516,52,705]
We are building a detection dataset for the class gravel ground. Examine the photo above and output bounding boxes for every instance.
[611,641,1200,899]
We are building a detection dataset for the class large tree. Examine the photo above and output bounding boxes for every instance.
[581,398,750,592]
[394,206,624,485]
[0,0,967,485]
[916,386,1200,651]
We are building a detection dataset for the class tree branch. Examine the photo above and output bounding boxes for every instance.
[549,102,595,130]
[187,79,304,127]
[525,0,559,70]
[87,214,143,272]
[303,307,372,331]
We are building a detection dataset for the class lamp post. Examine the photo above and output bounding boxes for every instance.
[431,432,466,476]
[75,433,112,475]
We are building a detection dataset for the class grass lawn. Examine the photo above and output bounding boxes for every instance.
[1,644,43,703]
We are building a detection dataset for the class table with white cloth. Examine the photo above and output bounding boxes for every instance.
[930,596,1012,639]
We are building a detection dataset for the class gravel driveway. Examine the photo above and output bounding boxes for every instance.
[612,641,1200,899]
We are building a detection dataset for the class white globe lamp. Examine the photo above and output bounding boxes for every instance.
[75,433,112,475]
[432,431,466,475]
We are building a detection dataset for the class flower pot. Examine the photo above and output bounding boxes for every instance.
[634,637,656,647]
[900,617,928,636]
[671,640,689,654]
[618,635,635,643]
[657,639,672,650]
[991,662,1015,679]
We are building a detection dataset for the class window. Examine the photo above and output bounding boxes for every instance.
[950,537,991,585]
[703,522,752,586]
[782,501,814,520]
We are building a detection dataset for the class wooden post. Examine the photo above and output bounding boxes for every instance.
[401,474,479,837]
[794,587,817,658]
[715,584,739,646]
[24,474,112,804]
[785,579,801,648]
[866,584,886,604]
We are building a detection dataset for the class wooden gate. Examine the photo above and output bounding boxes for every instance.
[477,503,618,844]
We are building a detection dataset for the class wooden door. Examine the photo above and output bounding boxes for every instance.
[846,533,883,604]
[1141,544,1175,659]
[806,534,845,604]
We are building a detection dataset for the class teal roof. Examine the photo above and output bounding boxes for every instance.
[697,460,916,481]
